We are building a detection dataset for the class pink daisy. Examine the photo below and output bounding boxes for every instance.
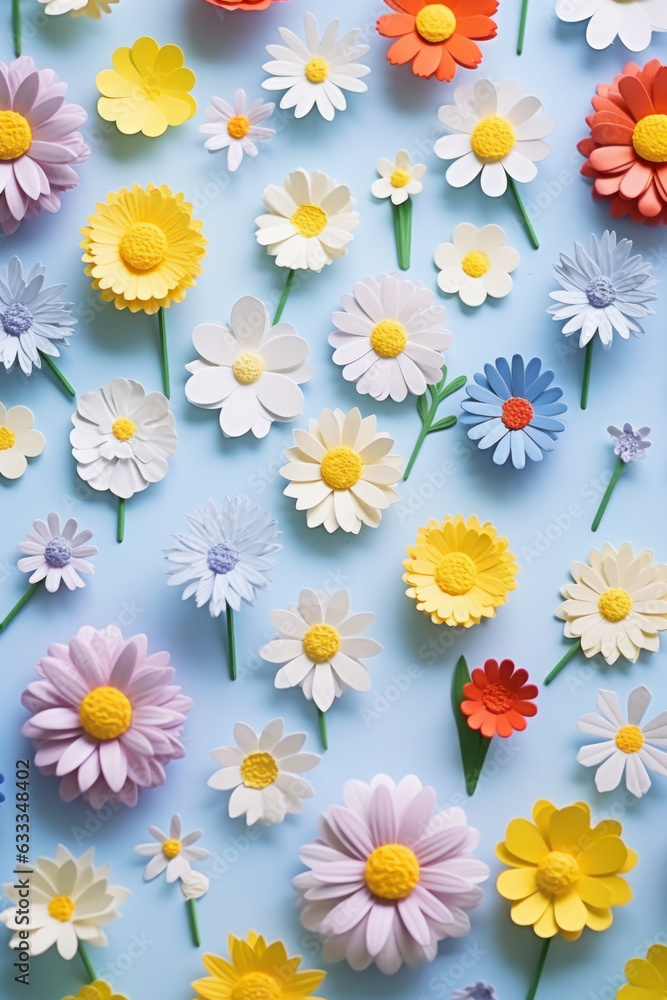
[21,625,192,808]
[0,56,90,235]
[293,774,489,974]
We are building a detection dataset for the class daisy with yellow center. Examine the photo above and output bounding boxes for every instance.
[403,513,519,628]
[0,401,45,482]
[371,150,427,268]
[434,223,519,307]
[200,90,276,173]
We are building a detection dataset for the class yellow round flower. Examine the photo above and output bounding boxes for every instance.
[192,931,327,1000]
[618,944,667,1000]
[496,799,636,940]
[61,981,127,1000]
[403,513,518,627]
[96,37,196,137]
[81,183,207,314]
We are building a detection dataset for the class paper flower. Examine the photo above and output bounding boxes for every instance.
[592,423,651,531]
[281,407,402,533]
[96,38,196,137]
[617,945,667,1000]
[17,512,96,592]
[21,624,192,807]
[452,985,498,1000]
[0,402,44,480]
[0,57,90,235]
[202,0,288,9]
[576,686,667,798]
[435,80,553,247]
[329,272,451,403]
[294,774,489,973]
[185,295,312,438]
[376,0,498,83]
[135,813,210,882]
[262,13,370,121]
[181,872,210,900]
[372,152,426,269]
[547,543,667,683]
[460,355,567,470]
[556,0,667,50]
[192,932,326,1000]
[208,718,320,826]
[434,224,519,306]
[0,845,130,959]
[40,0,119,15]
[200,90,275,172]
[61,985,126,1000]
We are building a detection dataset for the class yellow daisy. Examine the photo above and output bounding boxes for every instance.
[192,931,327,1000]
[62,983,126,1000]
[96,37,196,137]
[403,513,518,627]
[496,799,636,941]
[618,944,667,1000]
[81,183,207,315]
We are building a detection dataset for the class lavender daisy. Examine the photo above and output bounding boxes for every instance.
[592,423,652,531]
[17,511,97,592]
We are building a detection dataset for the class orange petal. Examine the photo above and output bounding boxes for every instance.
[376,12,415,37]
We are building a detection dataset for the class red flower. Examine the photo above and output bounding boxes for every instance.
[202,0,287,11]
[461,658,538,738]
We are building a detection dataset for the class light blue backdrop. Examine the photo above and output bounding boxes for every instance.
[1,2,666,999]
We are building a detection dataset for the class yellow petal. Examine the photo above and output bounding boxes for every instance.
[617,987,663,1000]
[96,69,135,98]
[576,874,612,909]
[160,67,196,93]
[533,901,558,938]
[152,94,193,127]
[495,842,527,868]
[510,890,551,926]
[130,36,159,74]
[111,46,143,84]
[497,866,538,901]
[154,43,186,75]
[138,101,169,137]
[504,818,549,864]
[200,955,236,982]
[532,800,556,839]
[554,891,587,933]
[583,904,613,932]
[621,847,638,873]
[548,804,591,853]
[625,959,666,991]
[595,874,632,906]
[646,945,667,981]
[579,835,628,875]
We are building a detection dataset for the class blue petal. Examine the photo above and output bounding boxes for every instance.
[525,371,555,401]
[484,362,511,400]
[479,421,509,450]
[460,413,490,428]
[510,430,526,469]
[532,387,563,406]
[524,357,542,386]
[467,417,501,440]
[511,355,525,397]
[466,383,505,405]
[524,425,556,450]
[494,357,513,394]
[530,415,566,433]
[522,433,545,463]
[492,433,512,465]
[461,401,503,417]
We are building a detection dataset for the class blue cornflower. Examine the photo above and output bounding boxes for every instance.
[0,256,76,376]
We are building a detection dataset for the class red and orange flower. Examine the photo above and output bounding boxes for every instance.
[579,59,667,225]
[461,658,538,738]
[376,0,498,83]
[202,0,287,10]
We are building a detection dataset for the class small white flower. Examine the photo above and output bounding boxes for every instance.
[0,402,45,480]
[555,0,667,51]
[199,89,275,173]
[371,150,426,205]
[434,224,519,307]
[38,0,118,14]
[208,718,321,826]
[608,423,651,463]
[17,512,97,593]
[262,12,370,121]
[135,814,210,883]
[577,686,667,797]
[181,871,210,900]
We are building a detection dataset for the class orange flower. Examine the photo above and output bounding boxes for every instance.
[461,658,538,738]
[376,0,498,83]
[202,0,287,10]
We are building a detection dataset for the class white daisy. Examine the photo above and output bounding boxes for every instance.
[556,542,667,665]
[328,272,451,402]
[39,0,118,14]
[434,79,554,197]
[0,845,129,959]
[577,686,667,797]
[556,0,667,51]
[207,718,321,826]
[0,402,45,480]
[185,295,312,438]
[260,588,382,711]
[262,12,370,121]
[135,814,210,883]
[434,224,519,307]
[199,90,275,173]
[255,168,359,272]
[280,407,403,533]
[371,150,426,205]
[181,871,210,900]
[17,512,97,593]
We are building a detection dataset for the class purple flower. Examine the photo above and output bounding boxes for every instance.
[452,984,498,1000]
[608,423,651,463]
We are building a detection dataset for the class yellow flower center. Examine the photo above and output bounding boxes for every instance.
[471,117,515,161]
[79,686,132,740]
[598,587,632,623]
[290,203,328,238]
[320,445,363,490]
[111,417,136,441]
[227,115,250,140]
[632,114,667,163]
[304,57,329,84]
[615,724,645,754]
[415,4,457,43]
[0,110,32,160]
[461,250,491,278]
[231,972,282,1000]
[390,168,411,188]
[434,552,477,595]
[141,81,161,101]
[535,851,579,895]
[47,895,75,922]
[365,844,420,900]
[302,623,341,663]
[0,425,16,450]
[370,319,408,358]
[240,751,279,789]
[162,838,181,859]
[232,350,265,385]
[119,222,168,271]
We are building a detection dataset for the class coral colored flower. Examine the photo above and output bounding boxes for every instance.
[618,944,667,1000]
[461,658,538,738]
[377,0,498,83]
[192,932,326,1000]
[579,59,667,224]
[202,0,288,9]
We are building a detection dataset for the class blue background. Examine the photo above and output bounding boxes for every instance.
[1,2,667,999]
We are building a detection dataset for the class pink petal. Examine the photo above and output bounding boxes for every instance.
[369,783,397,845]
[397,894,431,947]
[99,739,127,793]
[55,735,97,776]
[366,899,396,955]
[109,640,138,690]
[30,707,81,730]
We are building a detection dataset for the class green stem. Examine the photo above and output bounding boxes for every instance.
[273,268,295,325]
[525,937,551,1000]
[40,353,75,397]
[12,0,21,57]
[517,0,530,55]
[186,897,201,947]
[508,176,539,249]
[226,605,237,680]
[581,340,594,410]
[392,198,412,270]
[158,307,170,399]
[591,458,624,532]
[466,735,492,796]
[403,422,430,481]
[117,498,125,544]
[317,707,328,750]
[0,582,40,633]
[77,941,96,983]
[544,638,581,685]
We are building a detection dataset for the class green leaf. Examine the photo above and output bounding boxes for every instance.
[416,391,430,422]
[451,656,491,796]
[437,374,467,402]
[435,364,448,394]
[428,415,457,434]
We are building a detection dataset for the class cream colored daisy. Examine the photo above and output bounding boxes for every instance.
[371,150,426,205]
[434,223,519,306]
